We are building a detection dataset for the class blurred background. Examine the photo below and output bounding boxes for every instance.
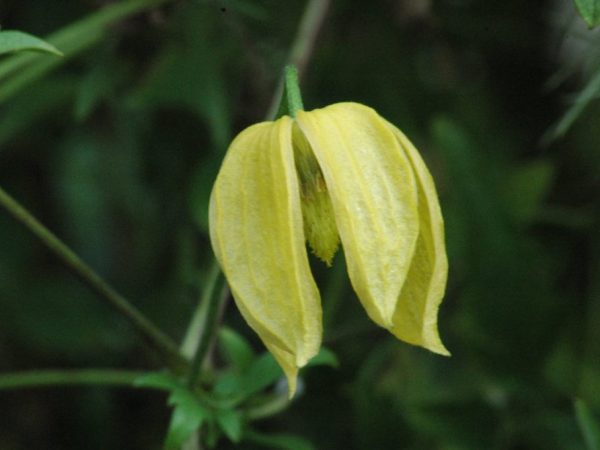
[1,0,599,448]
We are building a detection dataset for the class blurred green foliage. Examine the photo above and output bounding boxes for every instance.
[1,0,599,449]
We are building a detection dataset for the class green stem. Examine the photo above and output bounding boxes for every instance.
[0,369,145,390]
[266,0,331,119]
[284,65,304,117]
[186,266,227,388]
[287,0,331,78]
[0,186,188,374]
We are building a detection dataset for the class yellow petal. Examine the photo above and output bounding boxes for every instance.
[296,103,420,328]
[209,116,322,396]
[386,123,450,356]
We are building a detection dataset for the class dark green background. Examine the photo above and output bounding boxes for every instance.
[1,0,599,448]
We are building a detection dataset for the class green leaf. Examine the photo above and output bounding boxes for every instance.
[215,408,243,443]
[164,389,210,450]
[306,347,339,368]
[245,430,316,450]
[574,0,600,28]
[0,76,76,148]
[501,160,555,225]
[544,68,600,143]
[575,399,600,450]
[133,371,183,392]
[218,327,255,372]
[134,372,214,449]
[0,30,63,56]
[238,353,283,397]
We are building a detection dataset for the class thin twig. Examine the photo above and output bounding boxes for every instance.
[0,186,188,374]
[267,0,332,118]
[186,265,226,387]
[0,369,145,390]
[288,0,332,79]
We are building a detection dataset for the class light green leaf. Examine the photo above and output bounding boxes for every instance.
[164,389,210,450]
[575,398,600,450]
[215,408,243,443]
[574,0,600,28]
[306,347,339,368]
[238,353,283,397]
[133,371,183,392]
[501,160,555,224]
[544,68,600,143]
[218,327,255,372]
[0,30,63,56]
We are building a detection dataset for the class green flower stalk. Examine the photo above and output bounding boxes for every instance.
[209,101,449,396]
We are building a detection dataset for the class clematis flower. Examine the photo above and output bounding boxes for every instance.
[209,102,449,396]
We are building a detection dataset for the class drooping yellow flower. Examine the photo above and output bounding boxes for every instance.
[209,102,449,396]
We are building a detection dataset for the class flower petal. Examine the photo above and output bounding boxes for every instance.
[209,116,322,396]
[296,103,420,328]
[386,123,450,355]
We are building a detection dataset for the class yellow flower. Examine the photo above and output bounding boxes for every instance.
[209,102,449,396]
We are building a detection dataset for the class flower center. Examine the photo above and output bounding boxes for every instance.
[292,124,339,266]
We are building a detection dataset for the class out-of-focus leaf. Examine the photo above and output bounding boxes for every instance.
[0,76,76,148]
[189,158,220,233]
[245,430,316,450]
[54,131,114,271]
[306,347,339,369]
[0,30,63,56]
[131,2,233,150]
[164,389,210,450]
[135,372,211,450]
[544,68,600,143]
[4,274,128,358]
[501,160,555,225]
[575,399,600,450]
[133,371,183,392]
[215,408,243,443]
[218,327,255,373]
[74,52,127,121]
[574,0,600,28]
[432,116,562,374]
[0,0,170,104]
[238,353,283,397]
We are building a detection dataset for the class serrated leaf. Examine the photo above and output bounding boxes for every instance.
[245,430,316,450]
[215,408,243,443]
[218,327,255,372]
[0,30,63,56]
[574,0,600,28]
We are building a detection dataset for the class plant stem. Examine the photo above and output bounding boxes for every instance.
[287,0,332,79]
[0,369,145,390]
[284,65,304,117]
[266,0,331,118]
[186,265,227,388]
[0,186,188,374]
